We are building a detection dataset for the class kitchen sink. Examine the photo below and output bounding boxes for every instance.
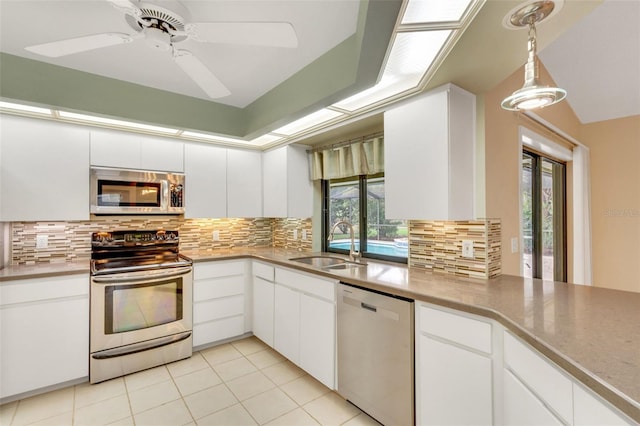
[289,256,366,270]
[324,262,367,270]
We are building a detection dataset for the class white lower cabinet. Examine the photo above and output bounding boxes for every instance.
[272,267,337,389]
[503,331,635,426]
[274,284,301,364]
[573,383,633,425]
[192,260,247,348]
[0,275,89,400]
[299,293,335,389]
[416,303,493,426]
[252,264,275,347]
[503,368,564,425]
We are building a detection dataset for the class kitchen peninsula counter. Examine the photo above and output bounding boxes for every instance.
[2,247,638,420]
[186,247,640,421]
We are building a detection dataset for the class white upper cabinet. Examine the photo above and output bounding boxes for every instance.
[139,134,184,172]
[0,115,90,221]
[227,149,262,217]
[184,143,227,218]
[90,128,184,172]
[263,144,313,218]
[384,83,475,220]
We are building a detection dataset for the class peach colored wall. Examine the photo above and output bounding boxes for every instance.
[485,63,581,279]
[485,62,640,293]
[581,116,640,292]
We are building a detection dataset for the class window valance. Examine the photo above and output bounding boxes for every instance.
[308,133,384,180]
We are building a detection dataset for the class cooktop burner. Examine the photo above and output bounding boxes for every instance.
[90,230,192,275]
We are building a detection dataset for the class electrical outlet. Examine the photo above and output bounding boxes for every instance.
[462,240,474,258]
[302,229,307,241]
[511,237,519,253]
[293,229,298,240]
[36,234,48,249]
[212,230,220,241]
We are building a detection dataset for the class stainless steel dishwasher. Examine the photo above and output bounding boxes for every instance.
[337,282,414,426]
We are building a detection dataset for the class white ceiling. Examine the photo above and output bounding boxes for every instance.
[539,0,640,124]
[0,0,360,108]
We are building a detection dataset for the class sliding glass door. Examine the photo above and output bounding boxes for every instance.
[522,150,567,281]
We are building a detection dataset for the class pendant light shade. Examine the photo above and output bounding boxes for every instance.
[501,1,567,111]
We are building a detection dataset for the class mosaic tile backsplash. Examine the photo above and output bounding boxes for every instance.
[409,219,501,279]
[10,217,311,265]
[10,217,500,279]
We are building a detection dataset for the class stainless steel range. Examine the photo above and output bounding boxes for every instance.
[90,230,193,384]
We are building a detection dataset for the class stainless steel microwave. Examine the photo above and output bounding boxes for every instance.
[90,167,185,215]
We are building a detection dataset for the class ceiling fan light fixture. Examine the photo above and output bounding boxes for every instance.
[501,0,567,111]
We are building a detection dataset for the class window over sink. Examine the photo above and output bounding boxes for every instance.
[323,173,408,263]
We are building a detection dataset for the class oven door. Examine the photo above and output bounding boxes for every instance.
[90,266,193,354]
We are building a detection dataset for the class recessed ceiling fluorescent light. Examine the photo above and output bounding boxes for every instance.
[333,30,452,111]
[250,134,284,146]
[402,0,473,24]
[57,111,179,134]
[181,130,246,143]
[0,101,52,115]
[273,108,344,136]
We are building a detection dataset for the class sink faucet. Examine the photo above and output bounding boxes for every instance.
[328,221,360,262]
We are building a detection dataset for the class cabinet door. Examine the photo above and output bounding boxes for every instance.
[0,115,90,221]
[286,144,313,218]
[90,128,140,169]
[140,135,184,172]
[262,146,288,217]
[252,277,274,347]
[573,384,633,425]
[0,297,88,398]
[227,149,262,217]
[503,369,563,426]
[299,294,335,389]
[273,284,300,364]
[418,334,492,425]
[184,143,227,218]
[384,84,474,220]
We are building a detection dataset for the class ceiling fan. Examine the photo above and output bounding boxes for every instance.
[24,0,298,99]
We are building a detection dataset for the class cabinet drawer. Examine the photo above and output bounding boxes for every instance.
[194,295,244,324]
[1,275,88,305]
[253,262,274,281]
[194,261,245,280]
[503,332,573,423]
[193,316,244,347]
[275,268,336,302]
[419,305,491,353]
[193,275,245,302]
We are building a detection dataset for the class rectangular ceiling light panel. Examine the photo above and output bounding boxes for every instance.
[0,101,52,116]
[333,30,452,112]
[401,0,474,24]
[273,108,344,136]
[250,134,284,146]
[383,30,452,78]
[181,130,247,144]
[57,111,179,135]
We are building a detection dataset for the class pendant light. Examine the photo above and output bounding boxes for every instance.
[501,1,567,111]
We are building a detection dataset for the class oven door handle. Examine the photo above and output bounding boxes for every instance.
[91,266,192,283]
[91,331,192,359]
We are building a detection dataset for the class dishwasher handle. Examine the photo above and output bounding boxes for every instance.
[361,302,377,312]
[342,294,399,321]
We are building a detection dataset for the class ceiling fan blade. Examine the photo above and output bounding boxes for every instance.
[173,50,231,99]
[25,33,134,57]
[105,0,141,17]
[188,22,298,48]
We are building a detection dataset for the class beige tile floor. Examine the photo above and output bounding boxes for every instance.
[0,337,380,426]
